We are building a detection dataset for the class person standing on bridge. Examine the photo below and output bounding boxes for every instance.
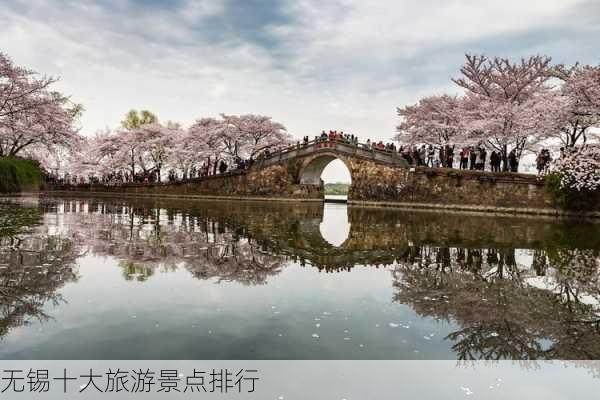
[475,147,483,170]
[445,144,455,168]
[219,160,228,174]
[469,146,477,170]
[508,149,519,172]
[412,146,421,166]
[426,145,435,167]
[480,147,487,171]
[460,147,469,169]
[418,145,426,166]
[490,151,500,172]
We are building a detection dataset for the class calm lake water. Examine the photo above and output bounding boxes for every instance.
[0,196,599,360]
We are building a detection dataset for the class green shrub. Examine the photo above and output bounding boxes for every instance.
[0,157,42,193]
[546,173,597,210]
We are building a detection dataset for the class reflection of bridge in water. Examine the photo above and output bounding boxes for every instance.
[3,196,600,360]
[33,195,600,271]
[111,196,600,272]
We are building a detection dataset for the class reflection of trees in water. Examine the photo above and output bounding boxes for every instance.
[543,248,600,308]
[184,238,284,285]
[39,200,287,285]
[0,203,79,339]
[0,204,42,248]
[392,245,600,360]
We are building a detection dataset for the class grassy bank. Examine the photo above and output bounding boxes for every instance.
[324,182,349,195]
[0,157,42,193]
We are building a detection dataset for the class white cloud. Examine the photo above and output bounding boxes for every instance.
[0,0,597,155]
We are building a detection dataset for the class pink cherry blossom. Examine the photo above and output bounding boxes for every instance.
[551,64,600,146]
[552,145,600,192]
[395,95,463,145]
[0,52,81,158]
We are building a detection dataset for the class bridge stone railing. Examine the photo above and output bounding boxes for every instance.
[256,139,410,169]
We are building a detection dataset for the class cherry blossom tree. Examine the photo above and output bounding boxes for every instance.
[560,65,600,109]
[0,53,81,158]
[453,54,556,171]
[187,117,224,175]
[395,95,463,145]
[0,52,55,120]
[95,109,161,176]
[66,139,102,177]
[170,123,215,177]
[55,131,116,178]
[229,114,291,160]
[28,146,74,175]
[200,114,291,161]
[0,90,82,158]
[186,114,290,175]
[94,130,122,173]
[76,126,172,180]
[110,128,145,175]
[551,64,600,147]
[136,123,174,181]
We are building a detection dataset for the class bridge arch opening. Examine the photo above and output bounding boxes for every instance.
[299,154,351,201]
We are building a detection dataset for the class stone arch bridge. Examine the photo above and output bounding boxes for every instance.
[253,139,410,200]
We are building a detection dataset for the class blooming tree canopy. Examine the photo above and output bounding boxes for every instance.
[136,123,174,180]
[65,135,105,177]
[395,95,463,145]
[551,64,600,147]
[228,114,291,160]
[0,53,81,158]
[192,114,291,161]
[182,117,221,170]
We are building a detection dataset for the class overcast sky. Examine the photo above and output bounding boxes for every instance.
[1,0,599,182]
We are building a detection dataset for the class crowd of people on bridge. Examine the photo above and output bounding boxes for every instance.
[48,129,558,186]
[298,131,396,151]
[46,156,256,186]
[397,144,505,171]
[314,130,360,145]
[394,144,556,175]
